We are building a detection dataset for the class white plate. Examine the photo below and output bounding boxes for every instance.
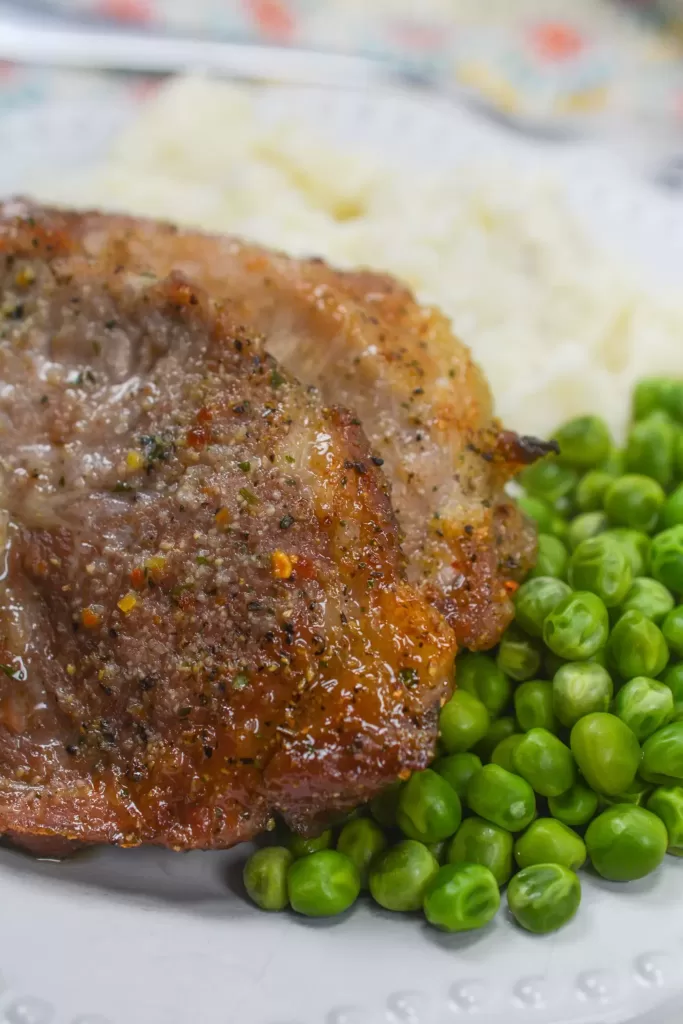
[2,81,683,1024]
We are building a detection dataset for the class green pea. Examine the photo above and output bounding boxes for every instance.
[337,818,387,889]
[288,829,333,859]
[368,840,438,912]
[496,627,541,682]
[473,717,517,763]
[576,471,616,513]
[641,721,683,783]
[585,805,668,881]
[662,662,683,717]
[548,514,570,542]
[514,577,572,638]
[287,850,360,917]
[507,863,581,934]
[625,411,677,489]
[514,818,586,872]
[554,415,611,468]
[633,378,677,421]
[467,764,536,832]
[518,495,555,534]
[570,712,641,796]
[447,816,514,887]
[543,591,609,660]
[568,535,632,608]
[614,677,674,741]
[555,495,578,520]
[439,691,490,753]
[607,610,669,680]
[456,653,511,717]
[243,846,293,911]
[621,578,674,624]
[666,382,683,422]
[514,681,556,733]
[552,661,613,728]
[433,752,483,799]
[529,534,569,580]
[548,782,599,827]
[647,785,683,855]
[567,512,608,553]
[604,475,666,534]
[512,728,575,797]
[599,448,626,476]
[662,606,683,657]
[423,863,500,933]
[491,733,525,773]
[676,430,683,479]
[520,457,578,505]
[396,769,462,843]
[369,781,403,828]
[602,528,651,576]
[651,525,683,595]
[668,386,683,421]
[662,483,683,531]
[598,777,652,809]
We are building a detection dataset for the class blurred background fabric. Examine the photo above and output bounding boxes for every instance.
[7,0,683,134]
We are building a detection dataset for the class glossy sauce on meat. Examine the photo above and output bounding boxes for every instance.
[0,200,456,849]
[36,207,549,649]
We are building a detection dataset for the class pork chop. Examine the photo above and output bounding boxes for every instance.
[0,199,456,850]
[31,205,550,649]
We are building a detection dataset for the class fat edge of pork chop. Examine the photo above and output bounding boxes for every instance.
[32,203,553,650]
[0,200,456,850]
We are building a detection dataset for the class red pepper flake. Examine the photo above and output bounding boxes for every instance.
[215,507,231,529]
[196,407,213,425]
[81,606,102,629]
[130,567,146,590]
[187,426,209,449]
[292,554,316,580]
[169,280,199,307]
[504,580,519,594]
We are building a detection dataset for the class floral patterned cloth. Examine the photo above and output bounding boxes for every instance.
[6,0,683,132]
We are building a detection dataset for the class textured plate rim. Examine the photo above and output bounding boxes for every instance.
[0,80,682,1024]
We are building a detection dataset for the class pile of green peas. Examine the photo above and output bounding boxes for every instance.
[243,379,683,937]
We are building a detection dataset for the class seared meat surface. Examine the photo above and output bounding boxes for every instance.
[0,200,456,850]
[42,207,548,649]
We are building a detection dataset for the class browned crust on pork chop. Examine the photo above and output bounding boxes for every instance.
[0,200,456,849]
[14,202,548,649]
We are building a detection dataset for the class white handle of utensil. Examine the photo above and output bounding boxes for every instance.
[0,15,403,89]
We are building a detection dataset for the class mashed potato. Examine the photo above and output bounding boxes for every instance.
[37,76,683,438]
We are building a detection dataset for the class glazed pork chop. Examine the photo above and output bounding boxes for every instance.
[0,200,456,850]
[37,205,551,649]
